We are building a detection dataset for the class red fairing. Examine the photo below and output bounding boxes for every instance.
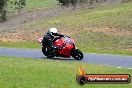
[54,37,75,58]
[54,38,64,48]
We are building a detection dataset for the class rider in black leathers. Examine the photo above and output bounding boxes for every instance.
[42,28,65,51]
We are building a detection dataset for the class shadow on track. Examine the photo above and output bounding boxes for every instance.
[38,56,82,62]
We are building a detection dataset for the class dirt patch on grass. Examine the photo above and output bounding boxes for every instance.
[1,25,132,42]
[0,27,76,42]
[0,30,44,42]
[125,48,132,51]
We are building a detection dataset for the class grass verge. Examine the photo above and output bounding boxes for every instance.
[0,56,131,88]
[8,0,58,12]
[0,41,40,49]
[25,0,58,10]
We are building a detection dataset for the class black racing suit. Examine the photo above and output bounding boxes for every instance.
[42,31,65,51]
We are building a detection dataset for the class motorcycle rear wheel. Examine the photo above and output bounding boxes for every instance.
[42,47,55,58]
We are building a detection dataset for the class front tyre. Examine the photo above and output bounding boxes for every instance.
[71,48,83,60]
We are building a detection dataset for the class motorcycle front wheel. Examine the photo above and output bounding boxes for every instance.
[71,48,83,60]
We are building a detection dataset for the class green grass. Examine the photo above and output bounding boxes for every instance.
[0,56,131,88]
[26,0,58,10]
[8,0,58,12]
[37,2,132,30]
[0,41,40,49]
[72,30,132,55]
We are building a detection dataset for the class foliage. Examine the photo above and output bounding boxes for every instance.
[0,0,26,21]
[57,0,131,9]
[9,0,26,13]
[57,0,77,9]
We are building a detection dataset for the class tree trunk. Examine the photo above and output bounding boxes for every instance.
[0,0,7,21]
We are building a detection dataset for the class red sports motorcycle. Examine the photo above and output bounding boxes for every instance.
[38,36,83,60]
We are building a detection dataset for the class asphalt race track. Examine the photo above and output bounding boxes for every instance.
[0,48,132,68]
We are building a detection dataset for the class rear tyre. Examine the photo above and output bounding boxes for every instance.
[46,50,56,58]
[42,47,47,56]
[42,47,55,58]
[71,48,83,60]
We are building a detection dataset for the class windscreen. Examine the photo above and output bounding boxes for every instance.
[63,37,74,45]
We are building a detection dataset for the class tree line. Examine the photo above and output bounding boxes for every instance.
[57,0,131,8]
[57,0,107,7]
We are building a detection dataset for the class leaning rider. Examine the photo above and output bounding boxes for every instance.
[42,28,65,51]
